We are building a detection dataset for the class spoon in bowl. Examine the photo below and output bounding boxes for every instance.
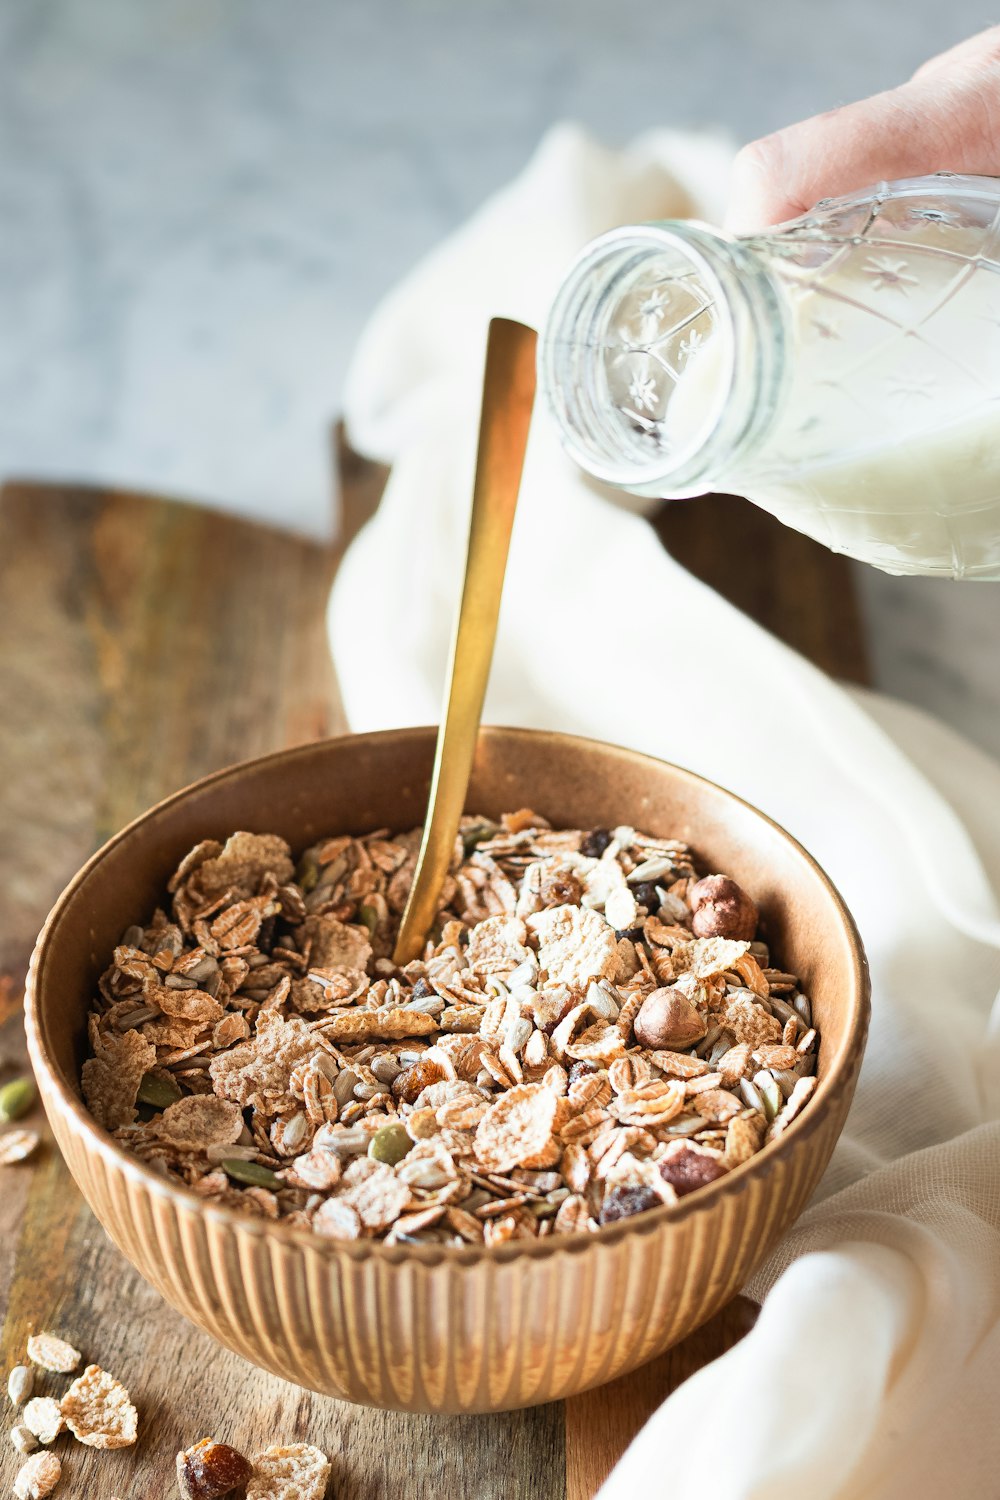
[392,316,537,965]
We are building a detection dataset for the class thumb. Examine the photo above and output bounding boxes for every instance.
[724,66,1000,233]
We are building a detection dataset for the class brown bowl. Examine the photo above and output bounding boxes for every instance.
[26,726,868,1412]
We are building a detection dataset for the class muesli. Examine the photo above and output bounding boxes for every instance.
[81,815,818,1245]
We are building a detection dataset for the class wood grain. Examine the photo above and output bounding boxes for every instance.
[0,467,870,1498]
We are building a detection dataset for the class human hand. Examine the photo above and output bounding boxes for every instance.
[726,27,1000,232]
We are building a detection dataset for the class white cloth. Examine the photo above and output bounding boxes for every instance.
[330,125,1000,1500]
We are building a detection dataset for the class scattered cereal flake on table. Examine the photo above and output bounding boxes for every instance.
[464,915,532,978]
[248,1442,331,1500]
[26,1334,80,1375]
[152,1095,244,1150]
[82,1026,155,1131]
[0,1129,40,1165]
[22,1396,64,1444]
[474,1083,558,1173]
[60,1365,137,1449]
[526,905,619,987]
[13,1450,61,1499]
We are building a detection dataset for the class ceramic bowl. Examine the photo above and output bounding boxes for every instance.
[25,726,869,1412]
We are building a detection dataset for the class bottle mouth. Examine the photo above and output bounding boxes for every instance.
[540,224,739,497]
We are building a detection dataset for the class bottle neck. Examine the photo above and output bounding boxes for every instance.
[539,222,787,498]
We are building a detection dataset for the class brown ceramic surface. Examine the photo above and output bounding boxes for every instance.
[25,727,869,1412]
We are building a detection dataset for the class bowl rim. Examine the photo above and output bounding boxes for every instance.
[25,724,870,1268]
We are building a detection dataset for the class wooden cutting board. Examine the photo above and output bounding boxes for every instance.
[0,455,868,1499]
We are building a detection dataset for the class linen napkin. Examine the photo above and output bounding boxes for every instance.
[330,125,1000,1500]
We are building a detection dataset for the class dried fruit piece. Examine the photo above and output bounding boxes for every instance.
[580,829,612,859]
[659,1142,727,1197]
[0,1077,36,1123]
[60,1364,138,1449]
[599,1185,662,1223]
[689,875,758,942]
[26,1334,80,1375]
[13,1450,60,1499]
[633,988,705,1050]
[247,1442,331,1500]
[177,1437,254,1499]
[22,1397,64,1444]
[8,1364,34,1405]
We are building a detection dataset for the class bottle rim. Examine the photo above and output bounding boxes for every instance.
[539,221,779,498]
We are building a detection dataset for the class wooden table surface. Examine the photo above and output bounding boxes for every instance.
[0,461,868,1499]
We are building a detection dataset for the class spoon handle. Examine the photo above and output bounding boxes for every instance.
[392,317,537,965]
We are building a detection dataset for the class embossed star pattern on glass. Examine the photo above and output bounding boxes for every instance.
[541,175,1000,578]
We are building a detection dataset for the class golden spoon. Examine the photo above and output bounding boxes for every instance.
[392,316,537,965]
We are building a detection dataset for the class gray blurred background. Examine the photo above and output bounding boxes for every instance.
[2,0,998,750]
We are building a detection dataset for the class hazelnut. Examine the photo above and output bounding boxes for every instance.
[689,875,758,942]
[658,1142,727,1197]
[633,988,706,1050]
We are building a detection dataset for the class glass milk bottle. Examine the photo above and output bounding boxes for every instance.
[539,174,1000,579]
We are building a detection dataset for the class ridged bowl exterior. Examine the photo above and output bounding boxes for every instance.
[26,728,869,1413]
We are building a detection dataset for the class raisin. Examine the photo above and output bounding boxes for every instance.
[539,871,583,907]
[598,1185,661,1224]
[632,881,662,913]
[659,1145,727,1197]
[614,926,644,943]
[580,829,612,859]
[392,1058,446,1104]
[176,1438,253,1499]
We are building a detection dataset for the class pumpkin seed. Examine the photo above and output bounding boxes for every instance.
[368,1122,413,1166]
[0,1077,35,1124]
[358,903,379,937]
[136,1072,182,1110]
[220,1158,281,1188]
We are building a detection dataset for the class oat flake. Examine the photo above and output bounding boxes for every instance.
[60,1364,138,1449]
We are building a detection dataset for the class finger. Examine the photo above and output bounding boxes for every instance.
[725,68,1000,233]
[911,23,1000,80]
